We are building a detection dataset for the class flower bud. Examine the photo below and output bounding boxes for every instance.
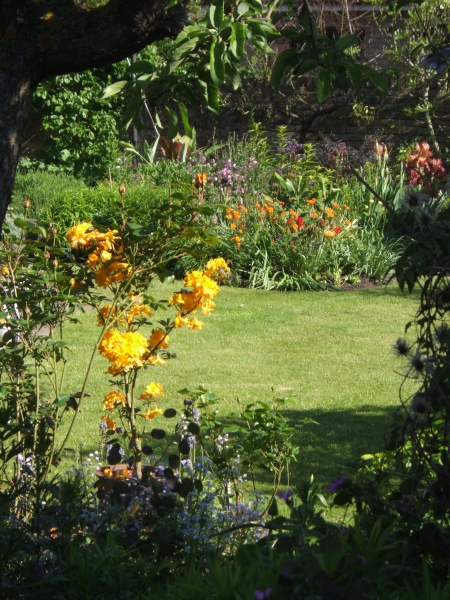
[44,250,51,260]
[23,199,31,209]
[119,184,126,195]
[52,259,59,268]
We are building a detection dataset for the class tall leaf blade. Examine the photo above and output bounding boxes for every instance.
[270,48,299,91]
[210,0,224,30]
[316,70,331,102]
[166,107,179,140]
[177,101,193,137]
[210,40,225,85]
[230,22,246,61]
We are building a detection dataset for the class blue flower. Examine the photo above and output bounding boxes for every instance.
[328,475,348,493]
[276,489,293,502]
[254,588,272,599]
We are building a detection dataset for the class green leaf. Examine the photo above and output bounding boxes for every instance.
[210,40,226,85]
[357,64,387,93]
[334,33,357,52]
[316,70,331,102]
[270,48,299,91]
[168,38,199,74]
[224,61,241,90]
[199,80,219,114]
[166,107,179,140]
[177,101,193,137]
[268,498,279,516]
[230,22,246,61]
[101,80,128,99]
[166,0,184,7]
[126,61,154,75]
[210,0,224,29]
[345,63,363,89]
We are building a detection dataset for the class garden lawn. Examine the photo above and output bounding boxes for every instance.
[58,282,419,493]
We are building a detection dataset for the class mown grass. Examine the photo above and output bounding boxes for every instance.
[57,281,420,497]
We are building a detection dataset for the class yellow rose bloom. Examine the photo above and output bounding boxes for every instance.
[126,304,152,324]
[95,261,131,288]
[149,329,169,350]
[140,407,163,420]
[140,382,164,400]
[103,391,126,410]
[187,317,204,330]
[148,354,167,366]
[101,415,117,430]
[66,222,95,249]
[99,329,148,375]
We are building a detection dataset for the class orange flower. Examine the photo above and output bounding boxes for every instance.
[324,230,336,239]
[311,212,318,218]
[149,329,169,350]
[230,223,236,229]
[333,202,340,208]
[326,208,335,218]
[306,198,316,205]
[344,205,350,211]
[345,219,351,226]
[101,415,117,430]
[233,211,241,219]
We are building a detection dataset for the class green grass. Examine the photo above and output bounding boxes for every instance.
[57,282,420,496]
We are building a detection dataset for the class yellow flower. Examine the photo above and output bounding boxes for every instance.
[97,304,117,326]
[66,222,95,249]
[148,354,167,366]
[86,252,100,268]
[174,313,190,328]
[201,299,216,316]
[140,382,164,400]
[126,304,152,324]
[95,261,131,288]
[140,407,163,420]
[204,257,230,281]
[101,415,117,430]
[103,391,126,410]
[1,266,9,277]
[149,328,169,350]
[99,329,149,375]
[324,230,336,239]
[187,317,204,330]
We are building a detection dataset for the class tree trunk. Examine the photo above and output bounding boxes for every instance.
[0,73,34,228]
[0,0,186,234]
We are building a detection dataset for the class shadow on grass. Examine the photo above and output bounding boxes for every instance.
[249,405,398,491]
[72,405,399,494]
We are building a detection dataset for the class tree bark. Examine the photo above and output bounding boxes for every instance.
[0,0,187,232]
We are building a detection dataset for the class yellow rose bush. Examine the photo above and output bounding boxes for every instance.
[64,199,230,480]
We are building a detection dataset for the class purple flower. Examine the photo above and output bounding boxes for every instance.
[36,560,44,571]
[212,215,218,223]
[328,475,348,493]
[357,554,367,565]
[276,489,293,502]
[184,400,193,407]
[115,427,122,434]
[55,566,62,575]
[254,589,272,599]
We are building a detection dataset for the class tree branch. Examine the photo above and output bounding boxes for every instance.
[2,0,187,83]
